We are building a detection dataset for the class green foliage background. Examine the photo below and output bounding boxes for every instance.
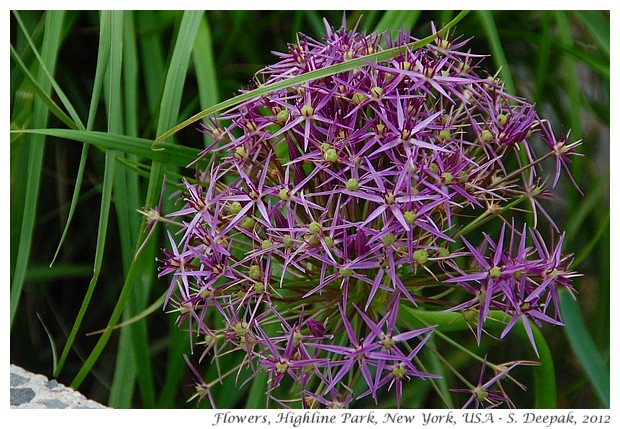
[10,10,609,408]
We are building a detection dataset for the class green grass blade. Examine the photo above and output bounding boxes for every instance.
[9,45,79,130]
[373,10,421,35]
[559,290,610,407]
[476,11,515,94]
[10,10,64,328]
[192,14,219,147]
[55,147,116,378]
[50,8,111,267]
[565,170,609,248]
[123,11,140,139]
[571,211,610,269]
[154,11,470,146]
[524,323,556,408]
[534,11,552,103]
[54,11,117,379]
[422,336,454,408]
[37,313,59,375]
[574,10,609,58]
[108,325,137,407]
[400,307,556,407]
[12,11,85,130]
[157,11,204,136]
[555,11,582,139]
[154,10,205,407]
[136,11,167,115]
[112,10,157,409]
[49,141,90,267]
[69,10,203,396]
[104,10,150,409]
[13,129,200,167]
[87,292,166,336]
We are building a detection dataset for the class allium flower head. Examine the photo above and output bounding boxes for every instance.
[155,18,580,408]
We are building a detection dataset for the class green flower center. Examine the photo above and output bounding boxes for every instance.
[382,233,396,246]
[346,178,360,191]
[413,249,429,265]
[308,221,322,234]
[489,266,502,279]
[249,265,261,280]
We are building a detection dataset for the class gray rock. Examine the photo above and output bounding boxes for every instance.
[37,399,69,409]
[10,364,108,409]
[10,372,28,387]
[11,387,36,406]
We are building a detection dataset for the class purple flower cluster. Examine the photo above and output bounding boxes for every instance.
[156,20,580,408]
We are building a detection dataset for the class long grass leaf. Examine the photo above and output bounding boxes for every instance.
[10,10,64,328]
[116,10,157,409]
[534,11,552,103]
[559,291,610,407]
[192,14,219,148]
[54,11,118,378]
[103,10,145,409]
[9,45,78,130]
[136,11,167,115]
[476,11,515,94]
[565,170,609,248]
[574,10,610,58]
[12,11,85,129]
[571,212,610,269]
[154,10,205,407]
[70,10,203,394]
[555,11,582,139]
[154,11,470,146]
[13,129,200,167]
[50,7,111,268]
[56,146,116,379]
[373,10,421,36]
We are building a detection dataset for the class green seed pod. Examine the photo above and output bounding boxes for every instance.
[414,249,429,265]
[382,233,396,246]
[249,265,261,280]
[276,108,290,124]
[346,178,360,191]
[279,188,291,201]
[254,282,265,294]
[352,92,366,105]
[439,129,451,141]
[323,148,338,163]
[228,201,242,215]
[382,337,396,350]
[438,247,450,258]
[392,364,406,379]
[370,86,383,99]
[308,221,322,234]
[339,267,353,277]
[234,146,248,160]
[239,217,255,230]
[441,172,453,185]
[497,113,508,127]
[480,129,493,142]
[489,266,502,279]
[300,104,314,117]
